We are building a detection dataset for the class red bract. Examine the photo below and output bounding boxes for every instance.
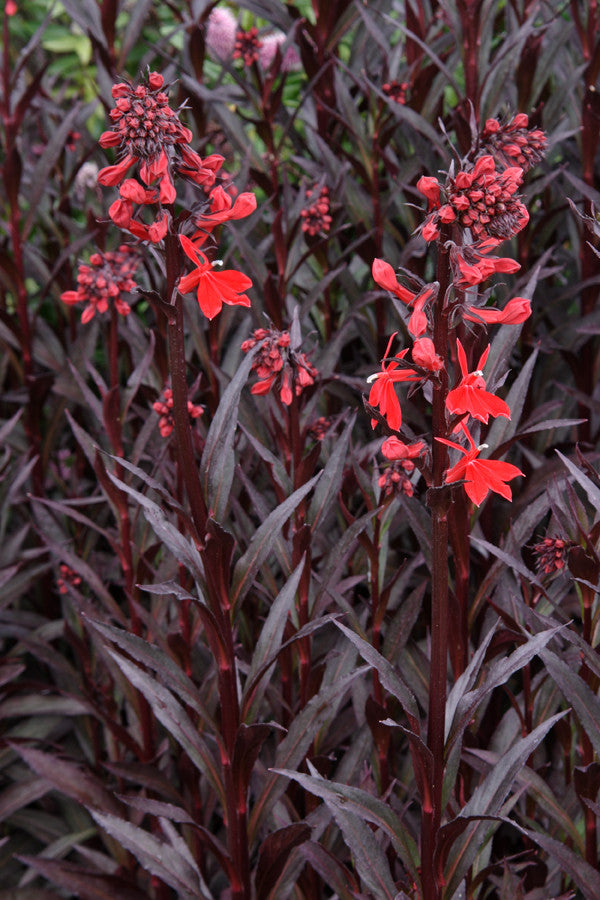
[437,424,523,506]
[178,234,252,320]
[61,245,139,323]
[367,334,420,431]
[446,340,510,424]
[241,326,318,406]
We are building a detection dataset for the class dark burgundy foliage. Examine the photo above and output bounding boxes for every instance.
[2,1,600,899]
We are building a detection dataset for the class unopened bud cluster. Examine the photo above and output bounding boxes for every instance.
[301,185,332,236]
[60,245,139,323]
[153,387,203,438]
[241,327,318,406]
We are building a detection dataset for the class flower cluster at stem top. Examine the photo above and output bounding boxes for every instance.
[368,113,547,506]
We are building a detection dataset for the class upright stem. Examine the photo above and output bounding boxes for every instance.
[422,241,451,900]
[165,233,208,539]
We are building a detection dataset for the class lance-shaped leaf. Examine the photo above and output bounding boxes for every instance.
[541,647,600,757]
[230,474,321,610]
[16,856,149,900]
[307,414,355,530]
[249,666,366,839]
[330,803,398,900]
[273,763,420,886]
[105,649,224,804]
[86,618,213,725]
[89,810,208,899]
[9,744,120,815]
[255,823,312,900]
[440,710,567,895]
[242,558,305,718]
[201,346,258,521]
[334,621,420,728]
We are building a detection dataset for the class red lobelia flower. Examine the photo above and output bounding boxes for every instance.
[372,259,437,336]
[437,423,523,506]
[446,339,510,423]
[178,234,252,320]
[61,245,139,323]
[464,296,531,325]
[367,333,420,431]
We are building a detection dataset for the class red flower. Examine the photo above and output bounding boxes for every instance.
[178,234,252,320]
[446,339,511,424]
[464,296,531,325]
[437,424,523,506]
[372,260,437,336]
[481,114,547,172]
[411,337,443,372]
[367,333,420,431]
[191,185,257,239]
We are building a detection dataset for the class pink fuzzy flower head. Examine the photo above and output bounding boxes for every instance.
[259,32,301,71]
[205,7,238,60]
[60,245,139,323]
